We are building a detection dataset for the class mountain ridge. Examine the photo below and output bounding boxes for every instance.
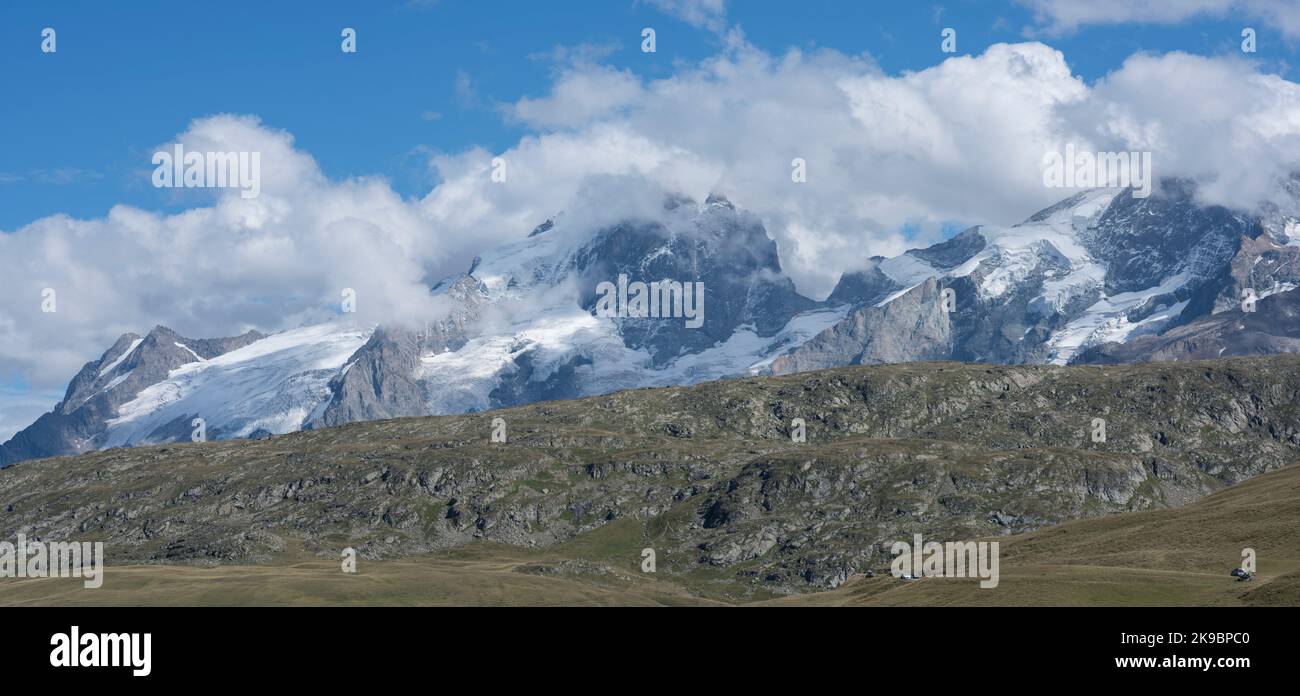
[4,181,1300,465]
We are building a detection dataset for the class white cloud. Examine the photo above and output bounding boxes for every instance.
[509,65,644,130]
[455,69,480,108]
[644,0,728,32]
[1016,0,1300,38]
[1060,51,1300,208]
[0,115,446,396]
[427,39,1300,304]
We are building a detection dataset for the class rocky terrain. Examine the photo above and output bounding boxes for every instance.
[3,355,1299,598]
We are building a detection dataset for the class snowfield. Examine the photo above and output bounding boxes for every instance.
[103,323,371,447]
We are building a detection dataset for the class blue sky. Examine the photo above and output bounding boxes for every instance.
[2,0,1295,230]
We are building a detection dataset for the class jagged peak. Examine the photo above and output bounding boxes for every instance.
[704,192,734,210]
[146,324,179,339]
[106,332,142,350]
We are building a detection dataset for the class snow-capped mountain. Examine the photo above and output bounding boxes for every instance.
[4,182,1300,467]
[0,194,844,465]
[771,181,1297,373]
[0,325,267,465]
[311,193,845,425]
[101,323,370,448]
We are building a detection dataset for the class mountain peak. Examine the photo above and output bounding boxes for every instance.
[704,192,734,210]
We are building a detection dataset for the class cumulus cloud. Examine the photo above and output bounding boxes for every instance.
[0,115,446,398]
[509,64,643,130]
[1060,51,1300,208]
[455,43,1058,296]
[5,39,1300,420]
[429,39,1300,300]
[1016,0,1300,39]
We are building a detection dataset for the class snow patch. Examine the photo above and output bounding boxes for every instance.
[878,253,937,287]
[103,371,133,392]
[1259,282,1298,300]
[1047,273,1191,364]
[414,302,849,415]
[98,338,143,377]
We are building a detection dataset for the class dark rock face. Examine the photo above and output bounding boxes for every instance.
[309,326,426,429]
[910,225,986,268]
[1079,181,1251,296]
[571,196,820,365]
[488,350,592,408]
[0,326,263,467]
[825,257,897,306]
[770,277,955,372]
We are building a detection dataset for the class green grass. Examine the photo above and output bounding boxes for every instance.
[764,463,1300,606]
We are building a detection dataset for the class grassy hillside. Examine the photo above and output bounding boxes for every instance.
[2,356,1300,604]
[766,461,1300,606]
[2,463,1295,606]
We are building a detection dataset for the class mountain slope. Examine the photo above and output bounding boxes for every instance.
[101,322,370,447]
[314,193,843,423]
[8,462,1293,607]
[3,355,1299,598]
[772,182,1273,373]
[1077,264,1300,363]
[770,460,1300,606]
[0,325,266,466]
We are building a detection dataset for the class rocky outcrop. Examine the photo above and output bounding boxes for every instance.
[770,276,955,372]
